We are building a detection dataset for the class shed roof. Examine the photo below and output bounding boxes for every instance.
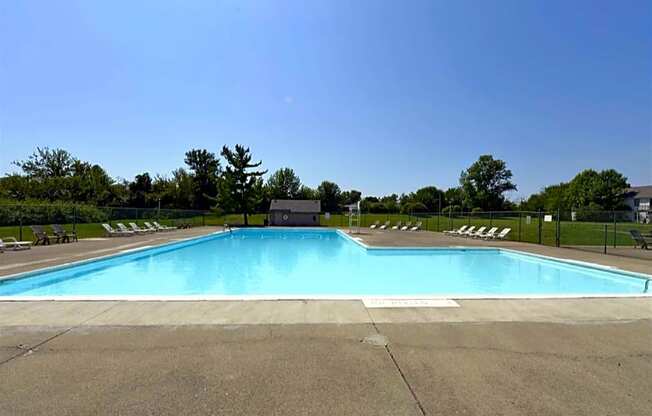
[626,186,652,199]
[269,199,321,213]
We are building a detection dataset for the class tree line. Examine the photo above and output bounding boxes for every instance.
[0,147,632,224]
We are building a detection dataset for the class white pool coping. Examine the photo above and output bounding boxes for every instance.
[0,227,650,302]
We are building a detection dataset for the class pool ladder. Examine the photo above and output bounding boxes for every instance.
[224,223,233,234]
[645,279,651,294]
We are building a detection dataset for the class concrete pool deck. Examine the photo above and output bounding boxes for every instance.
[1,227,651,414]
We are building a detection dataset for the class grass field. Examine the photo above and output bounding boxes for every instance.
[0,212,649,247]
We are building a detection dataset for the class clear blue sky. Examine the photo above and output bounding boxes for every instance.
[1,0,650,200]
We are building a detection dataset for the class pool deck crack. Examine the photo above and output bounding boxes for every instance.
[0,302,120,367]
[364,306,427,416]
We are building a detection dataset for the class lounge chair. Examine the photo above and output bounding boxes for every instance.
[379,221,391,230]
[630,230,652,249]
[400,222,413,231]
[116,223,141,235]
[444,225,468,235]
[129,222,154,234]
[465,226,486,238]
[456,226,476,237]
[474,227,498,239]
[51,224,78,243]
[0,237,32,251]
[369,221,380,230]
[391,221,402,230]
[410,221,422,231]
[143,222,159,232]
[102,223,134,237]
[154,221,177,231]
[485,228,511,240]
[30,225,54,245]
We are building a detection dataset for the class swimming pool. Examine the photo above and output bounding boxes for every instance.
[0,228,648,298]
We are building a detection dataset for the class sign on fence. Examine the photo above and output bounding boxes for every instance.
[544,215,553,222]
[526,215,531,225]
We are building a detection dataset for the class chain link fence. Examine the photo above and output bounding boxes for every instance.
[0,204,209,241]
[1,204,650,260]
[329,209,650,260]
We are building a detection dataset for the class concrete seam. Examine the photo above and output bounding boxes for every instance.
[365,306,427,416]
[0,302,120,367]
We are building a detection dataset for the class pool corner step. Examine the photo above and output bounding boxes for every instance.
[362,298,460,308]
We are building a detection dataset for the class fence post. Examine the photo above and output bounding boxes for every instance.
[612,210,616,248]
[436,211,440,232]
[537,209,542,245]
[202,213,206,226]
[489,211,493,227]
[556,208,560,247]
[18,205,23,241]
[448,209,452,231]
[73,205,77,233]
[603,224,608,254]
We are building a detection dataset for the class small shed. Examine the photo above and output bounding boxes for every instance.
[269,200,321,226]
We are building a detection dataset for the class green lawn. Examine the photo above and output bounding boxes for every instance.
[0,212,648,247]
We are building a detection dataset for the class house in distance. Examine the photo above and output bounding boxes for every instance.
[269,200,321,226]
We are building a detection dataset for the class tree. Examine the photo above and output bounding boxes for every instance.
[184,149,221,210]
[13,147,76,178]
[412,186,444,211]
[444,187,464,210]
[220,145,267,225]
[341,189,362,206]
[317,181,342,212]
[128,173,153,207]
[566,169,629,210]
[460,155,517,210]
[296,185,317,200]
[266,168,301,199]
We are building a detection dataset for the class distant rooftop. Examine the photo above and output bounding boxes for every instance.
[269,199,321,213]
[626,186,652,199]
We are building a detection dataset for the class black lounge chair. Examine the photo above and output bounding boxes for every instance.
[30,225,54,245]
[51,224,78,243]
[629,230,651,250]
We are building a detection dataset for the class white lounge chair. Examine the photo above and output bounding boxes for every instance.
[456,226,476,237]
[474,227,497,239]
[0,237,32,252]
[410,221,422,231]
[444,225,468,235]
[391,221,402,230]
[465,226,486,238]
[154,221,177,231]
[379,221,391,230]
[129,222,154,234]
[369,221,380,230]
[117,223,146,235]
[102,223,134,237]
[400,222,413,231]
[485,228,511,240]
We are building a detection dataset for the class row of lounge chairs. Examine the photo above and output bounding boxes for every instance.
[31,224,78,245]
[369,221,422,231]
[444,225,511,240]
[102,221,177,237]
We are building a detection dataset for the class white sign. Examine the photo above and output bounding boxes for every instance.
[325,212,331,220]
[526,215,532,225]
[544,215,553,222]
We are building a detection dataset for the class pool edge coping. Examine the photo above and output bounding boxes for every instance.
[0,227,650,301]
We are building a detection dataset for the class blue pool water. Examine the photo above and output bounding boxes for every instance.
[0,229,647,297]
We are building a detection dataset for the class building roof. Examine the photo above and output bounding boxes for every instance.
[269,199,321,213]
[626,186,652,199]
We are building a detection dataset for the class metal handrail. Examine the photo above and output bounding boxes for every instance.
[645,279,651,294]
